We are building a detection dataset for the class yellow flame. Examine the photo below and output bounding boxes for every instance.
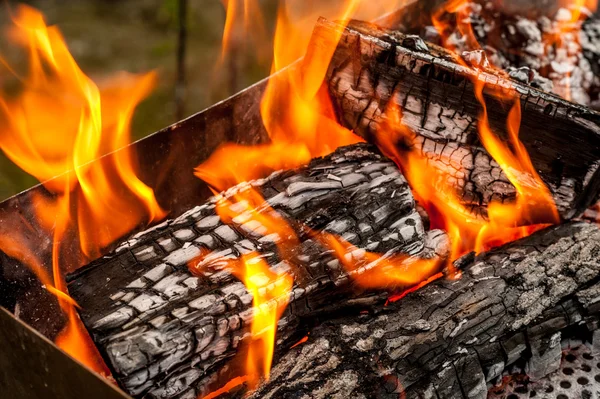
[0,5,165,371]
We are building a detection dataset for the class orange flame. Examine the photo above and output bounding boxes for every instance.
[319,232,443,288]
[0,5,164,371]
[543,0,598,101]
[371,0,559,263]
[237,253,293,387]
[189,187,297,392]
[219,0,269,67]
[191,247,293,391]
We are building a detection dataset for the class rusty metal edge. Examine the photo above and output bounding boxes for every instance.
[0,307,129,399]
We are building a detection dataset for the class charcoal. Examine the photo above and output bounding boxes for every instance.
[67,143,448,398]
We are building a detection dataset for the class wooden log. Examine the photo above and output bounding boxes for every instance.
[67,143,449,398]
[315,18,600,219]
[248,221,600,399]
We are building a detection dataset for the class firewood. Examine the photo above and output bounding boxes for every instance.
[315,18,600,219]
[67,143,449,398]
[248,221,600,399]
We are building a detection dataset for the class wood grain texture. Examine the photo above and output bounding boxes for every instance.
[248,222,600,399]
[68,144,448,398]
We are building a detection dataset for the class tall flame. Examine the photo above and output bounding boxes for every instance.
[0,5,164,371]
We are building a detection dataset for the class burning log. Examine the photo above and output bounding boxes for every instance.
[248,221,600,398]
[317,18,600,219]
[67,143,449,398]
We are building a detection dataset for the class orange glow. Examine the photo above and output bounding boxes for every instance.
[202,375,250,399]
[290,334,309,349]
[543,0,598,101]
[0,5,164,372]
[319,232,443,288]
[387,272,444,303]
[432,0,480,58]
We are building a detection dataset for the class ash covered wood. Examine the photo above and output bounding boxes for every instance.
[248,222,600,399]
[317,18,600,219]
[67,143,448,398]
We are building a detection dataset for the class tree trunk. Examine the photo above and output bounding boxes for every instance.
[67,143,448,399]
[248,221,600,399]
[316,18,600,219]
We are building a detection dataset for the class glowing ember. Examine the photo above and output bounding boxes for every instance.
[0,5,164,371]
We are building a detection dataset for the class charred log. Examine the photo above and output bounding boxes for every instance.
[316,18,600,219]
[248,221,600,399]
[67,143,448,398]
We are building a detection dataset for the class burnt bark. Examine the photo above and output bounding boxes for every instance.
[316,18,600,220]
[248,221,600,399]
[67,143,448,399]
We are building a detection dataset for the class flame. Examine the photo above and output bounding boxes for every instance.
[367,0,558,263]
[376,88,557,266]
[199,0,373,191]
[0,5,164,371]
[432,0,480,57]
[319,232,443,288]
[189,186,297,391]
[543,0,598,101]
[219,0,269,67]
[195,0,559,393]
[191,249,293,390]
[237,254,293,386]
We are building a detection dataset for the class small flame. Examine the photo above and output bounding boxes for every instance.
[219,0,269,67]
[319,232,443,288]
[0,5,164,371]
[190,187,297,391]
[190,247,293,391]
[237,254,293,387]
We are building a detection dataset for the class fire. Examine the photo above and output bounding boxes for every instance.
[199,1,373,192]
[369,0,559,262]
[190,189,296,390]
[0,5,164,372]
[543,0,598,101]
[432,0,480,58]
[319,232,443,288]
[196,0,563,394]
[219,0,269,68]
[236,254,293,387]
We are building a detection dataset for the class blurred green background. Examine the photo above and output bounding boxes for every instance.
[0,0,280,200]
[0,0,390,200]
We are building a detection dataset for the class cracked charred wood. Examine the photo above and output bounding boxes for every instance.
[66,143,449,399]
[315,18,600,219]
[247,221,600,399]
